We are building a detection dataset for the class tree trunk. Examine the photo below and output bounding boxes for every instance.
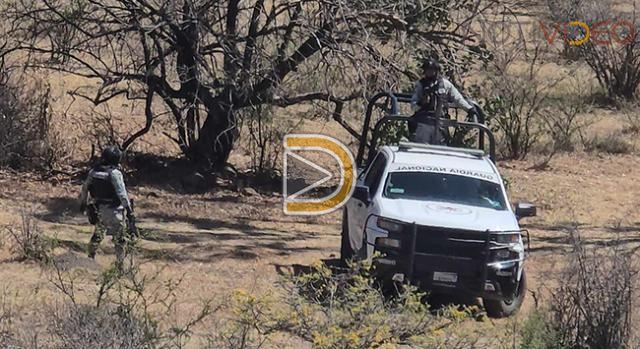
[190,100,237,169]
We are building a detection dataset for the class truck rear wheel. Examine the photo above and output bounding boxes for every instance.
[483,270,527,318]
[340,210,353,264]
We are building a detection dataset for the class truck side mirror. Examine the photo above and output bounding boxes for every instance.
[352,185,370,204]
[515,202,537,219]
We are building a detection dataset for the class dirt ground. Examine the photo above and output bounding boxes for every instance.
[2,112,640,346]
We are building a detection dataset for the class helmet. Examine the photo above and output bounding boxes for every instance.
[101,146,122,166]
[422,58,441,72]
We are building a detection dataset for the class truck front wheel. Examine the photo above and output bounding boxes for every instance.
[483,270,527,318]
[340,210,354,264]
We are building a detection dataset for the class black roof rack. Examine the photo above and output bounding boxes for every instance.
[397,142,486,158]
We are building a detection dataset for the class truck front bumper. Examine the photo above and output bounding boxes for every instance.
[372,224,528,301]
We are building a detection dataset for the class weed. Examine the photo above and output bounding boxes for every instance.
[5,213,52,265]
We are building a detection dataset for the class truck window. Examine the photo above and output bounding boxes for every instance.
[364,153,387,195]
[383,171,507,210]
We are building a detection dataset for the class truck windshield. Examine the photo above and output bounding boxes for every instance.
[383,171,507,210]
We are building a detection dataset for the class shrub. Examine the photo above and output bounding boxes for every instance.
[0,72,66,170]
[519,310,559,349]
[247,109,286,177]
[552,239,634,349]
[4,256,482,348]
[483,93,543,160]
[240,105,298,178]
[210,259,480,349]
[584,132,633,154]
[377,120,409,147]
[286,260,433,348]
[619,101,640,134]
[542,75,596,153]
[5,213,52,265]
[0,290,14,348]
[49,303,150,349]
[518,232,636,349]
[45,263,215,349]
[547,0,640,101]
[86,106,124,153]
[479,14,558,159]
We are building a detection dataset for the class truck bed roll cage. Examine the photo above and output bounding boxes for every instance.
[355,91,496,168]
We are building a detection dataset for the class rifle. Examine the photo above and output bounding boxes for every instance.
[127,199,140,239]
[86,203,99,225]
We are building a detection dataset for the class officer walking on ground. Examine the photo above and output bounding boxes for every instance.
[79,146,136,270]
[410,58,478,144]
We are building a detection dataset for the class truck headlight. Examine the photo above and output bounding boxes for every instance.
[376,237,402,249]
[493,233,520,244]
[376,217,405,233]
[495,250,519,260]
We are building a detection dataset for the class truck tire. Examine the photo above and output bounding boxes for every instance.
[483,270,527,318]
[340,210,354,264]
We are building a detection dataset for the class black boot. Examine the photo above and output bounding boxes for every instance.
[88,245,97,259]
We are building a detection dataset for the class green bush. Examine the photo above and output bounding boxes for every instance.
[519,310,560,349]
[210,259,480,349]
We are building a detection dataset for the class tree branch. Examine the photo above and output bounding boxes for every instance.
[245,27,331,106]
[122,87,155,150]
[272,91,363,139]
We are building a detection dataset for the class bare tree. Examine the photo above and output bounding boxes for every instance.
[1,0,492,169]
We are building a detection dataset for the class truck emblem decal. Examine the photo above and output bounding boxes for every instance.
[426,204,473,215]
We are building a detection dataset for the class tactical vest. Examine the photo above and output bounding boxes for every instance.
[419,77,446,118]
[88,165,120,205]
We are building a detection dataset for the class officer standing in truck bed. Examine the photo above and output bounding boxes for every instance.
[410,58,478,144]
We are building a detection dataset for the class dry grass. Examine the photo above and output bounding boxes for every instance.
[2,137,640,346]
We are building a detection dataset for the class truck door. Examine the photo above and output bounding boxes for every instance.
[348,152,387,254]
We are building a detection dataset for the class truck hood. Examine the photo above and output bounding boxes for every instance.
[378,198,519,231]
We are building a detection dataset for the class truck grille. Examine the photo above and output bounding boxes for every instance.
[413,226,488,260]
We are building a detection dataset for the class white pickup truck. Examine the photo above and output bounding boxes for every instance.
[341,140,536,318]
